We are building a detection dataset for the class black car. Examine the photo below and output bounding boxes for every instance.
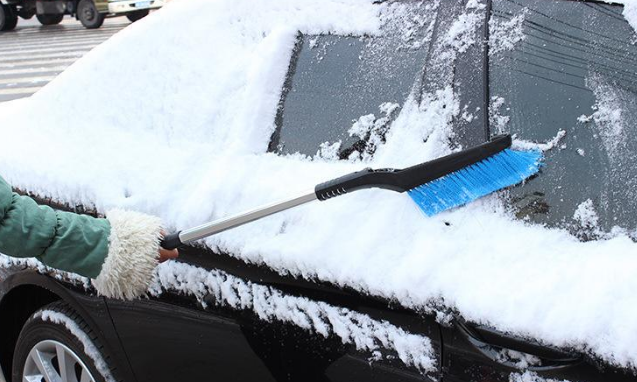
[1,0,636,381]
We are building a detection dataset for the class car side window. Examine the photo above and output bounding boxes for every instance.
[269,2,438,160]
[489,0,637,237]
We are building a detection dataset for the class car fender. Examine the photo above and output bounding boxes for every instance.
[0,269,137,382]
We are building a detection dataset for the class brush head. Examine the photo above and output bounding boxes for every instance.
[315,135,516,200]
[314,135,541,213]
[407,149,543,216]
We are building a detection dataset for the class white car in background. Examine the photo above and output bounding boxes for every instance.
[0,0,163,30]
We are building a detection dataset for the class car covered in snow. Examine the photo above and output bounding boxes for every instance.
[0,0,636,381]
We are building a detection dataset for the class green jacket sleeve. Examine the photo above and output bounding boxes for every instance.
[0,175,110,278]
[0,175,162,300]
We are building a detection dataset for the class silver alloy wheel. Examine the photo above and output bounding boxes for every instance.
[22,339,96,382]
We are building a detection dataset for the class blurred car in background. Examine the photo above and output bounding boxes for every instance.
[0,0,163,30]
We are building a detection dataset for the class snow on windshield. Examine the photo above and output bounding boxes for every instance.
[488,7,527,55]
[615,1,637,34]
[1,0,637,373]
[583,73,630,160]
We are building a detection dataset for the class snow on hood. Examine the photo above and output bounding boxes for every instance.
[1,0,637,371]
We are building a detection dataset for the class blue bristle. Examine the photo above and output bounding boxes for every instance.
[407,149,543,216]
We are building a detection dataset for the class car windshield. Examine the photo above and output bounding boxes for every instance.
[489,0,637,237]
[270,2,438,159]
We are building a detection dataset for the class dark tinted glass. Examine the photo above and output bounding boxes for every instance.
[489,0,637,236]
[271,2,437,159]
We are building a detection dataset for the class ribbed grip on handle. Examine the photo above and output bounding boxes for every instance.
[314,168,406,201]
[160,231,183,250]
[314,168,369,200]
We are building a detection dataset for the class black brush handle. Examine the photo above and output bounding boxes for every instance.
[314,135,512,200]
[315,168,402,200]
[161,231,183,250]
[395,134,511,190]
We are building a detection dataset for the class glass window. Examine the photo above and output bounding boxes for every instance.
[270,2,438,159]
[489,0,637,237]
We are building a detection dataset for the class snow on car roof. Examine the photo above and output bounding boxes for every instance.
[1,0,637,372]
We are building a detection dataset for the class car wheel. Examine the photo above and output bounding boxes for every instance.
[0,4,18,31]
[18,8,36,19]
[77,0,104,29]
[36,13,64,25]
[12,302,117,382]
[126,9,148,22]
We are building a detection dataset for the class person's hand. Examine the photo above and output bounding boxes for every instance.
[159,231,179,263]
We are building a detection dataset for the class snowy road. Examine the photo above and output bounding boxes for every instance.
[0,17,129,103]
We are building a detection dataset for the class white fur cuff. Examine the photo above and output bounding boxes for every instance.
[92,209,162,300]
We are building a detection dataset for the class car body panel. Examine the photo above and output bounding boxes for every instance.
[106,247,443,381]
[104,0,163,15]
[0,268,138,381]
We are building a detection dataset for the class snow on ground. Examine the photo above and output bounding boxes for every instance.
[1,0,637,373]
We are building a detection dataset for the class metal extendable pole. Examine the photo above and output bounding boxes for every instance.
[160,190,318,249]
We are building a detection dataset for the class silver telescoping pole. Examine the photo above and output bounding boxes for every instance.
[178,190,318,244]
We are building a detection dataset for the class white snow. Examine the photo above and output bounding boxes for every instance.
[36,310,115,382]
[612,1,637,34]
[573,199,600,233]
[489,7,527,55]
[495,349,541,370]
[149,260,437,373]
[584,74,627,159]
[0,255,91,288]
[380,0,439,51]
[509,371,570,382]
[442,0,485,56]
[577,114,593,124]
[1,0,637,373]
[315,141,342,161]
[489,96,510,134]
[512,130,567,152]
[349,114,377,141]
[346,102,399,161]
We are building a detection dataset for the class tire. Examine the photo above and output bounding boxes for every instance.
[18,9,36,20]
[126,9,148,22]
[12,302,118,382]
[77,0,104,29]
[36,13,64,25]
[0,4,18,31]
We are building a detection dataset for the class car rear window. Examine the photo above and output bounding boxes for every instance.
[270,2,438,159]
[489,0,637,237]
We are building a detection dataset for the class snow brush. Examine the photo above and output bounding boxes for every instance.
[161,134,541,250]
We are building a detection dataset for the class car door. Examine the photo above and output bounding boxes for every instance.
[106,246,443,382]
